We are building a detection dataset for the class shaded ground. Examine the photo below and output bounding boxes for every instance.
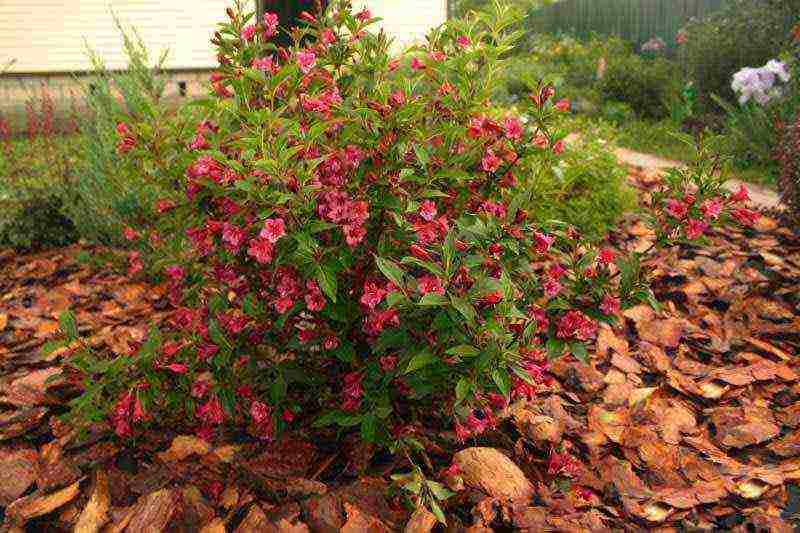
[0,174,799,531]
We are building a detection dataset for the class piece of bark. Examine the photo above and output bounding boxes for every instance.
[0,446,38,506]
[404,506,437,533]
[5,480,81,525]
[453,448,534,501]
[125,488,177,533]
[74,470,111,533]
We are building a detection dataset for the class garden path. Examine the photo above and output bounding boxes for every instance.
[564,133,782,209]
[613,147,781,210]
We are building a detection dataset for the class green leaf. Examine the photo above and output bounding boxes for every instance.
[455,377,471,403]
[492,368,511,397]
[375,256,406,289]
[426,480,455,501]
[315,265,338,303]
[58,311,78,339]
[419,293,448,306]
[446,344,479,358]
[405,351,436,374]
[360,414,377,442]
[546,337,565,359]
[41,340,66,356]
[428,499,447,525]
[450,296,477,325]
[571,342,589,363]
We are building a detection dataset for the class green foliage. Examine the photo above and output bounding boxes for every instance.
[679,0,798,108]
[66,16,197,246]
[598,54,680,119]
[0,191,77,251]
[59,1,751,476]
[499,33,629,107]
[525,139,637,239]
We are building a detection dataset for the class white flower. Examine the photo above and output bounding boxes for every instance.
[764,59,790,83]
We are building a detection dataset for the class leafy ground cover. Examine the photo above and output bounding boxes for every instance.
[0,165,797,531]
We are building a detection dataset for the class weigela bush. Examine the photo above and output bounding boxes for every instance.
[64,1,758,447]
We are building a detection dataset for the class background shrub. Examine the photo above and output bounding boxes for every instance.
[598,54,680,119]
[0,193,77,251]
[679,0,798,109]
[526,139,637,238]
[65,18,197,246]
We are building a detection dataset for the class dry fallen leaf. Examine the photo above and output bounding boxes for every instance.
[156,435,212,462]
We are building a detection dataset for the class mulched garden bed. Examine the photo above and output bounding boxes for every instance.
[1,186,799,531]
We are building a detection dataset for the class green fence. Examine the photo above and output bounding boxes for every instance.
[528,0,724,50]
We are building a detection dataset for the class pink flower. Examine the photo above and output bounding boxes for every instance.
[481,149,502,173]
[252,56,274,72]
[321,29,337,45]
[419,200,437,222]
[732,208,759,226]
[411,57,425,71]
[263,12,279,37]
[700,198,723,220]
[241,24,257,41]
[389,90,405,107]
[273,296,294,314]
[355,8,372,21]
[600,295,620,315]
[731,184,750,203]
[116,123,131,136]
[428,50,446,62]
[250,401,271,424]
[260,218,286,243]
[676,30,688,45]
[417,275,445,295]
[190,132,208,150]
[304,281,326,311]
[163,363,189,374]
[361,281,386,309]
[533,134,548,149]
[557,310,597,341]
[128,252,144,276]
[598,248,615,265]
[552,140,565,155]
[456,35,471,49]
[116,136,136,155]
[554,99,571,112]
[197,396,225,426]
[297,51,317,73]
[666,198,688,219]
[533,232,554,254]
[247,238,274,264]
[123,226,139,241]
[685,218,708,239]
[543,278,562,298]
[504,117,523,140]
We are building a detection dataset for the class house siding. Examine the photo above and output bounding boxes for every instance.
[0,0,235,74]
[360,0,448,49]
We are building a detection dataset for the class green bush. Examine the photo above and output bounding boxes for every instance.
[598,54,680,119]
[66,18,197,246]
[679,0,798,109]
[526,139,637,238]
[0,192,77,251]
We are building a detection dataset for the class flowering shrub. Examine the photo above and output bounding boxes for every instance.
[731,60,791,106]
[62,1,756,450]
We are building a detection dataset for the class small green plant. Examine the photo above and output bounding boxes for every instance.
[0,192,77,251]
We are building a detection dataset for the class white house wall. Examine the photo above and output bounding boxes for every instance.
[0,0,236,73]
[1,1,448,74]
